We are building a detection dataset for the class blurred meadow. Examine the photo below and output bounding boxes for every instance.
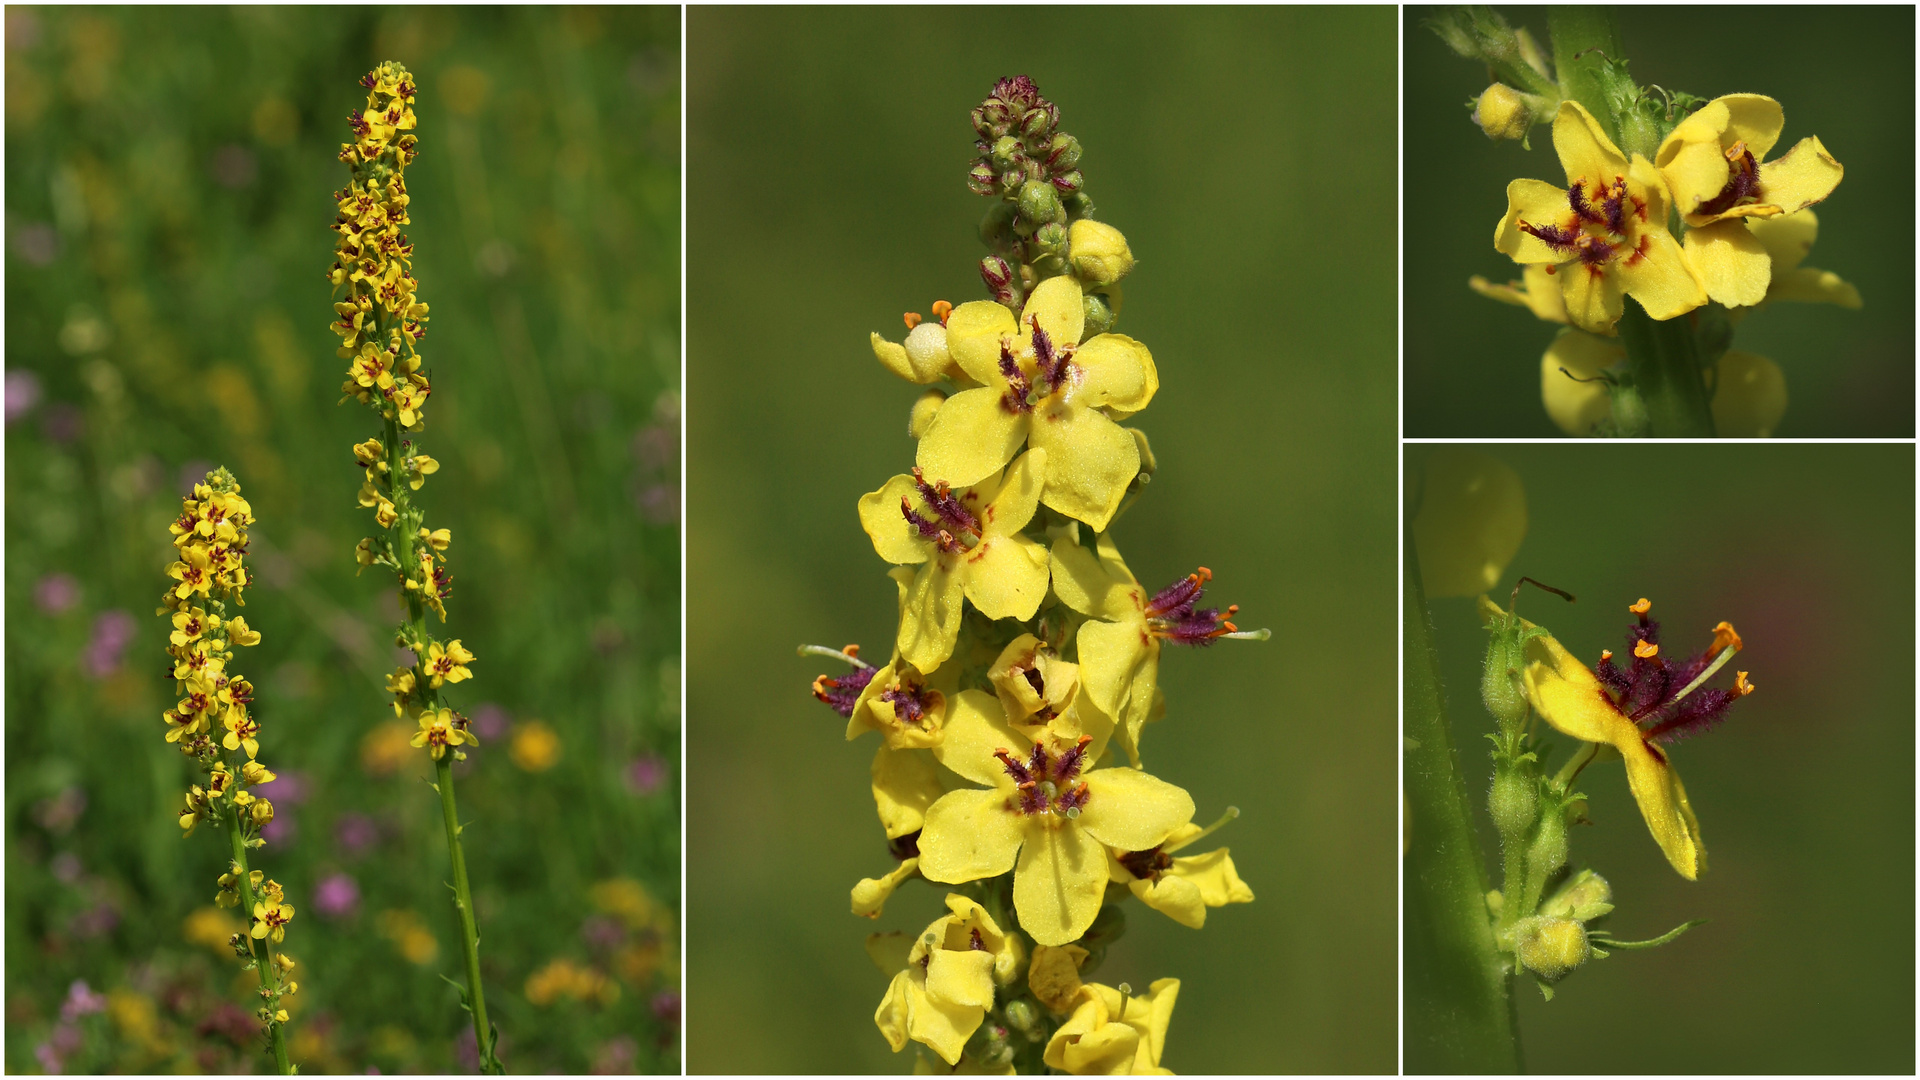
[6,7,680,1074]
[1408,443,1915,1073]
[1403,5,1916,437]
[688,6,1398,1074]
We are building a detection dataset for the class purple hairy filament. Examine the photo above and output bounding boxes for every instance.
[994,736,1093,818]
[1518,174,1651,280]
[1592,605,1750,745]
[1693,141,1763,218]
[1146,567,1241,645]
[999,318,1078,415]
[1117,845,1174,883]
[812,665,875,717]
[902,468,983,555]
[880,680,940,727]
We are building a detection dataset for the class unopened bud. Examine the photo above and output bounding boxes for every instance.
[1002,998,1043,1040]
[1050,169,1085,195]
[1069,219,1134,286]
[909,389,947,439]
[1527,802,1569,879]
[1472,83,1531,141]
[1021,106,1053,140]
[990,135,1023,173]
[1513,916,1590,981]
[1064,192,1095,220]
[1017,180,1063,230]
[903,322,951,380]
[1540,868,1613,922]
[980,255,1014,292]
[967,161,997,196]
[1082,290,1119,338]
[965,1020,1014,1068]
[1481,625,1529,734]
[1032,221,1067,257]
[970,105,992,137]
[1488,769,1536,840]
[1046,134,1082,171]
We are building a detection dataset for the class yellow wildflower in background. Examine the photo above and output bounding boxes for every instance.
[377,909,440,965]
[508,719,560,771]
[524,958,619,1008]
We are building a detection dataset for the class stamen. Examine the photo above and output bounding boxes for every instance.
[1567,177,1604,224]
[903,312,922,330]
[1735,671,1754,697]
[1518,220,1580,252]
[1707,620,1743,658]
[1633,640,1659,659]
[1629,598,1651,615]
[931,300,953,325]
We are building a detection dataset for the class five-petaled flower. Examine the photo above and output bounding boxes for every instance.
[916,275,1157,531]
[1516,595,1753,880]
[1495,102,1707,334]
[1042,978,1181,1075]
[872,893,1022,1065]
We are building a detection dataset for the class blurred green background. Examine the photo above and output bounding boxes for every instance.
[1408,443,1915,1073]
[1404,5,1915,437]
[6,7,680,1073]
[688,6,1397,1074]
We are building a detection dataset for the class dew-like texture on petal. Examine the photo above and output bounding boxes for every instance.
[1684,220,1771,308]
[1030,404,1139,531]
[1077,768,1193,852]
[932,689,1031,787]
[1711,350,1788,438]
[981,448,1046,537]
[1023,275,1086,351]
[962,533,1050,621]
[1768,267,1862,308]
[1747,209,1817,272]
[945,301,1018,385]
[897,562,965,673]
[1616,228,1706,322]
[1048,536,1132,619]
[1495,179,1576,263]
[852,856,920,918]
[918,788,1024,883]
[859,474,937,565]
[871,744,943,838]
[1071,334,1157,412]
[916,387,1025,490]
[1541,328,1624,436]
[1553,101,1628,189]
[1013,822,1106,946]
[925,948,996,1010]
[1756,136,1843,216]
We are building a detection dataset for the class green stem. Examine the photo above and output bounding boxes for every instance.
[1616,301,1716,436]
[1548,7,1626,144]
[436,754,501,1072]
[224,803,293,1074]
[1403,537,1520,1073]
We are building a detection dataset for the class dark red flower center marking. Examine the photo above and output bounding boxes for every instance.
[901,467,984,554]
[1519,175,1649,279]
[1694,142,1763,218]
[1145,567,1242,645]
[1117,845,1175,882]
[995,735,1094,818]
[1591,600,1751,747]
[878,676,940,727]
[888,829,921,861]
[998,317,1078,415]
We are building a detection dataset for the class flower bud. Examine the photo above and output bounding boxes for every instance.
[1527,801,1569,880]
[1481,623,1529,734]
[1082,290,1119,337]
[1069,219,1134,286]
[903,322,951,380]
[1472,83,1531,142]
[251,798,276,826]
[965,1020,1014,1069]
[908,391,947,439]
[990,135,1023,173]
[1050,170,1085,195]
[1002,998,1044,1041]
[1540,868,1613,922]
[1031,221,1067,258]
[1064,192,1095,220]
[1488,768,1535,840]
[1017,180,1063,231]
[1513,917,1590,982]
[1045,133,1082,172]
[967,161,997,196]
[1021,106,1053,140]
[970,105,992,137]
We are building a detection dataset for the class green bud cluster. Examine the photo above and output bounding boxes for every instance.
[968,76,1101,309]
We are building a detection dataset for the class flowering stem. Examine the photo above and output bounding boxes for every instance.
[435,754,502,1073]
[223,804,292,1075]
[1403,537,1520,1073]
[1616,302,1716,436]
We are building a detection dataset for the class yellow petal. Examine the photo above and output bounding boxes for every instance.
[1746,209,1817,274]
[1048,536,1133,619]
[1020,275,1085,352]
[919,788,1026,884]
[1552,101,1629,194]
[1409,448,1527,599]
[1173,847,1255,907]
[872,332,924,384]
[925,947,996,1011]
[898,561,965,673]
[981,448,1046,538]
[872,745,943,839]
[1073,617,1152,729]
[1711,350,1788,438]
[1540,328,1625,436]
[1028,943,1090,1014]
[961,533,1049,622]
[1683,220,1771,308]
[1558,262,1626,334]
[1129,874,1207,929]
[1013,822,1107,947]
[1077,768,1194,853]
[1619,736,1705,880]
[1470,263,1569,324]
[945,301,1018,386]
[906,977,985,1066]
[1755,135,1843,216]
[1029,403,1139,531]
[1717,93,1785,160]
[1071,334,1157,414]
[1767,266,1862,309]
[859,475,937,566]
[1614,228,1706,323]
[1494,179,1576,264]
[931,689,1031,788]
[1521,632,1626,746]
[916,387,1026,490]
[875,969,915,1052]
[852,856,921,918]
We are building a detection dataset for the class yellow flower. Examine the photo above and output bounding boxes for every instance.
[1042,979,1180,1075]
[168,543,215,599]
[405,454,439,490]
[1743,209,1861,309]
[1495,102,1707,334]
[1469,263,1576,326]
[224,615,261,647]
[919,699,1193,946]
[251,890,295,944]
[858,449,1050,673]
[1107,818,1255,930]
[918,276,1157,530]
[385,667,416,716]
[223,709,262,759]
[1049,532,1249,762]
[847,658,952,750]
[509,720,560,771]
[424,639,475,688]
[411,706,469,760]
[1409,447,1527,598]
[1068,219,1135,286]
[1655,95,1843,307]
[1516,596,1754,880]
[874,894,1022,1065]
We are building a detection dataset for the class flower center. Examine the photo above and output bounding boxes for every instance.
[1145,567,1241,644]
[900,468,983,554]
[1518,174,1651,279]
[998,317,1078,415]
[1593,597,1754,745]
[1693,141,1762,218]
[994,735,1093,819]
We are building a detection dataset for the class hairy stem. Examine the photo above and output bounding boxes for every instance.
[1616,301,1716,436]
[1403,537,1520,1073]
[224,803,292,1074]
[436,754,500,1072]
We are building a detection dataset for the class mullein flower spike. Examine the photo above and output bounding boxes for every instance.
[806,76,1266,1072]
[159,469,298,1071]
[332,62,500,1074]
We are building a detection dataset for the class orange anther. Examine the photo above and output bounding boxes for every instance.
[1633,639,1659,659]
[903,312,922,330]
[1222,622,1238,633]
[1709,621,1743,656]
[931,300,953,324]
[1735,671,1755,697]
[1225,604,1240,616]
[1629,598,1651,615]
[1724,140,1747,163]
[843,644,861,658]
[1195,567,1213,582]
[1600,650,1614,662]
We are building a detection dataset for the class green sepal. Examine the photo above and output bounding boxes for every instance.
[1591,918,1708,950]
